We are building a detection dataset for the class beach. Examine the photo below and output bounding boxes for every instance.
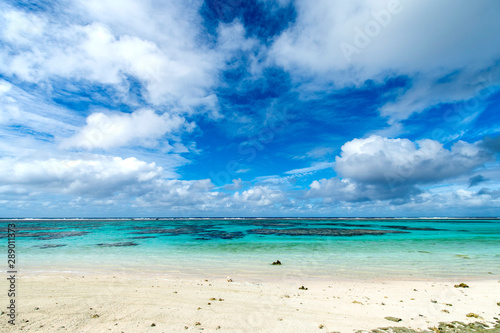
[1,273,499,332]
[1,218,500,332]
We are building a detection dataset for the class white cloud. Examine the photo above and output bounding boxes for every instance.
[61,108,191,150]
[269,0,500,122]
[285,161,335,175]
[306,135,493,203]
[233,186,285,206]
[0,155,163,197]
[133,178,221,210]
[307,177,419,202]
[0,79,79,139]
[223,178,245,191]
[335,135,491,185]
[0,2,221,112]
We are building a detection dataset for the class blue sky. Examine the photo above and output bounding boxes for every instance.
[1,0,500,217]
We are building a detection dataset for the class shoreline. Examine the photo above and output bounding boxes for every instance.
[6,263,499,283]
[2,273,499,332]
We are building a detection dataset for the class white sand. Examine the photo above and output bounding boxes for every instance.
[1,273,499,332]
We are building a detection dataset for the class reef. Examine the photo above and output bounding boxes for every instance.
[34,244,67,249]
[247,228,408,237]
[96,242,139,247]
[16,231,89,240]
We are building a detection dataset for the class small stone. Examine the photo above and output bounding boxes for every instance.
[466,312,480,318]
[185,326,189,329]
[318,324,324,329]
[227,277,233,282]
[442,309,450,313]
[216,326,221,329]
[352,301,363,305]
[35,307,40,310]
[207,303,211,305]
[454,283,469,288]
[299,286,308,290]
[497,302,500,306]
[209,298,216,301]
[385,316,402,322]
[431,299,437,303]
[218,298,224,301]
[151,323,156,327]
[91,314,100,318]
[272,260,282,265]
[195,322,201,326]
[197,307,201,310]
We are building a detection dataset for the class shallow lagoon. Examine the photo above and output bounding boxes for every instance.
[1,218,499,280]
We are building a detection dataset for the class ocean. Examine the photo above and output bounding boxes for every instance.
[1,218,499,281]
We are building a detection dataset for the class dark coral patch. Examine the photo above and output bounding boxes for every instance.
[97,242,139,247]
[34,244,67,249]
[247,228,408,236]
[132,225,210,235]
[18,231,89,240]
[195,231,245,240]
[381,225,445,231]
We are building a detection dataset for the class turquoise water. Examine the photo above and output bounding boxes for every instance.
[1,218,499,280]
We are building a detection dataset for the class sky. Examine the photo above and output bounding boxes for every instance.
[1,0,500,218]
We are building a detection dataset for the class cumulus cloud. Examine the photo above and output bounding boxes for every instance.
[233,186,285,207]
[269,0,500,123]
[307,135,492,202]
[0,2,221,111]
[307,177,420,203]
[335,135,491,185]
[0,155,162,197]
[133,178,222,211]
[223,178,245,191]
[62,108,191,150]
